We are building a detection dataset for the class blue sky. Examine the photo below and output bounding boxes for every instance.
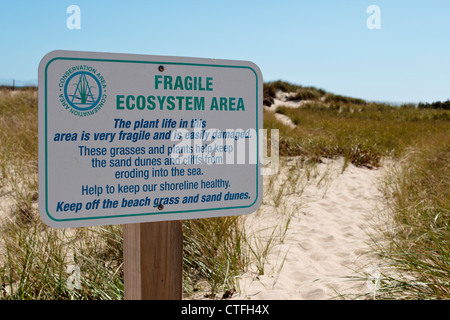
[0,0,449,103]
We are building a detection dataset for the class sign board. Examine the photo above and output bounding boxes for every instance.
[38,50,263,228]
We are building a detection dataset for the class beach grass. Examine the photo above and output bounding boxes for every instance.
[1,84,449,299]
[371,133,449,299]
[264,81,449,170]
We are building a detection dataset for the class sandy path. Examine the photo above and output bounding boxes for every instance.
[264,90,318,128]
[232,158,386,300]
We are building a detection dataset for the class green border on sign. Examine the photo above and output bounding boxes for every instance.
[44,56,260,223]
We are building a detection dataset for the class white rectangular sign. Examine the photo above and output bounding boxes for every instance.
[38,50,263,228]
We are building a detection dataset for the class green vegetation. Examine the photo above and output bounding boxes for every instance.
[372,133,449,299]
[182,216,247,298]
[418,100,450,110]
[264,80,449,170]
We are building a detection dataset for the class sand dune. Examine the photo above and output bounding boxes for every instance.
[263,90,317,128]
[0,155,389,300]
[232,157,387,300]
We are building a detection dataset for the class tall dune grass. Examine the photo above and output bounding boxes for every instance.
[372,133,449,299]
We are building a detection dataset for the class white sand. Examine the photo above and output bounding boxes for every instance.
[232,157,387,300]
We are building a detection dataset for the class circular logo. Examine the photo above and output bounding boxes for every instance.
[59,66,107,116]
[64,71,102,111]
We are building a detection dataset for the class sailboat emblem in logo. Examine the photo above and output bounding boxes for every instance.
[64,71,102,111]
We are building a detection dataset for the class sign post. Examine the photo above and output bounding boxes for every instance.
[123,221,182,300]
[38,50,263,299]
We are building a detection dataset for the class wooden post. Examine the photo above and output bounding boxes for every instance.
[123,221,183,300]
